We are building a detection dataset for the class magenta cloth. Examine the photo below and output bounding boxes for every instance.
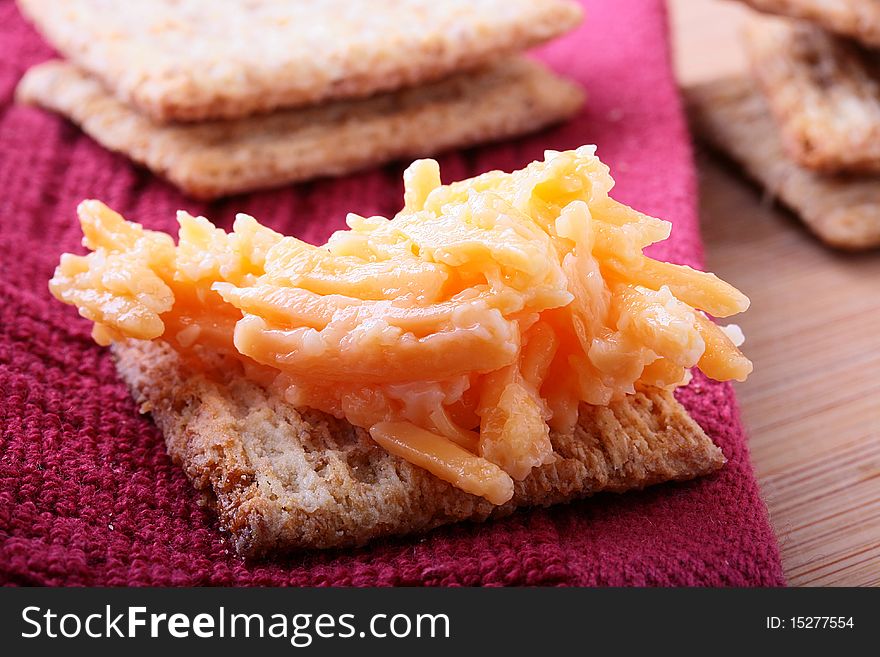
[0,0,784,586]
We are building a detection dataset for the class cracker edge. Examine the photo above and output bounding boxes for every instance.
[738,0,880,48]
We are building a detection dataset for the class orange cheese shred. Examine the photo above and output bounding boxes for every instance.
[370,421,514,505]
[49,146,752,505]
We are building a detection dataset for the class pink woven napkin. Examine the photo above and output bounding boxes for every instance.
[0,0,784,585]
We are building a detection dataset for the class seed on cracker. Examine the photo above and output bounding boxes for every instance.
[17,0,583,123]
[745,16,880,174]
[687,75,880,250]
[17,59,584,199]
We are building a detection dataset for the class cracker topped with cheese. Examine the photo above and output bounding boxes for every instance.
[50,148,751,553]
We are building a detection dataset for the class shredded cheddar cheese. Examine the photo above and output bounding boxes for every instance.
[50,146,752,504]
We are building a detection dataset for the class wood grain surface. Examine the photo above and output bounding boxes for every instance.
[670,0,880,586]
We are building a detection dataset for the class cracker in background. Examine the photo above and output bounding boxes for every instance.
[17,0,582,123]
[737,0,880,49]
[745,16,880,173]
[17,59,584,200]
[687,76,880,250]
[113,340,725,556]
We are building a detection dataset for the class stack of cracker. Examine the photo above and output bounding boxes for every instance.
[687,0,880,250]
[14,0,584,199]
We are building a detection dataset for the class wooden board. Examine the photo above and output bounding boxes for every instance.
[670,0,880,586]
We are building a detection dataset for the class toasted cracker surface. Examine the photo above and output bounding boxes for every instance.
[745,16,880,173]
[17,59,583,200]
[17,0,582,123]
[111,340,725,556]
[687,75,880,250]
[737,0,880,48]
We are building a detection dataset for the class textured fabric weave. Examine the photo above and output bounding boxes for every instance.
[0,0,785,586]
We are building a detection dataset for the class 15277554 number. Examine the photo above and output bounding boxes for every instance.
[766,617,854,629]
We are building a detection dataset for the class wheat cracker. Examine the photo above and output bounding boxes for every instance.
[17,58,584,199]
[17,0,582,122]
[113,340,725,556]
[687,75,880,249]
[745,16,880,173]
